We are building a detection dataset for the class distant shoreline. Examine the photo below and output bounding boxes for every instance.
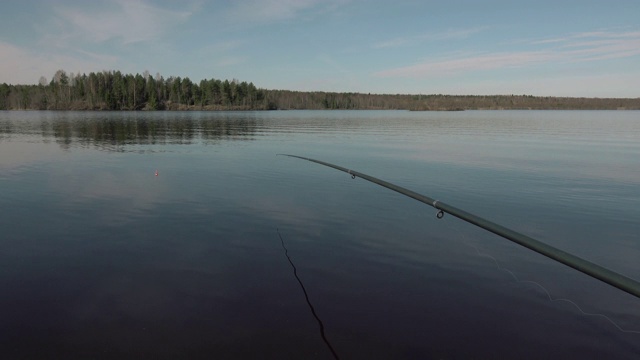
[3,106,640,111]
[2,70,638,111]
[3,97,638,111]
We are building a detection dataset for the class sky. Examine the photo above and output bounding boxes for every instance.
[1,0,639,97]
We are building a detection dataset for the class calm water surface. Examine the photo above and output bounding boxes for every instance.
[1,110,639,359]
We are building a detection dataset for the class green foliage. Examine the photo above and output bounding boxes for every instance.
[0,83,10,110]
[3,70,640,111]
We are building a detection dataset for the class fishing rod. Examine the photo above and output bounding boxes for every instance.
[278,154,640,299]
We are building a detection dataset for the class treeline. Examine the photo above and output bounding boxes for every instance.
[0,70,266,111]
[257,92,640,110]
[1,70,639,111]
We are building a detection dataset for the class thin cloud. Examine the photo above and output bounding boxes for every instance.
[375,30,640,78]
[376,51,555,77]
[533,30,640,44]
[228,0,318,23]
[373,27,488,49]
[188,40,248,68]
[0,41,119,84]
[317,54,351,74]
[197,40,246,55]
[373,37,410,49]
[222,0,348,26]
[54,0,192,45]
[561,38,640,55]
[216,56,248,67]
[75,49,120,63]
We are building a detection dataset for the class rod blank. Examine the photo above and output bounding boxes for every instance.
[279,154,640,299]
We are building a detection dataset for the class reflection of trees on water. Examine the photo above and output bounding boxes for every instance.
[0,115,260,151]
[0,119,13,139]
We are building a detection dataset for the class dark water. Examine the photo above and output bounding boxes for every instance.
[1,110,639,359]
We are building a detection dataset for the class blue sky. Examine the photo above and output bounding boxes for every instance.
[1,0,639,97]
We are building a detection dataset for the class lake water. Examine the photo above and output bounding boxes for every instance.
[1,110,639,359]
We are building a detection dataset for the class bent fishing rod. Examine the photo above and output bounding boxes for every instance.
[278,154,640,299]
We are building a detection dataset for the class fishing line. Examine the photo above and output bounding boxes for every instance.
[277,228,341,360]
[442,220,640,335]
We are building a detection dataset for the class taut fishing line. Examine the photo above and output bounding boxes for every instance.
[441,219,640,335]
[277,229,341,360]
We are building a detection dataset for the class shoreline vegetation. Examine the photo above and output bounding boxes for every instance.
[1,70,639,111]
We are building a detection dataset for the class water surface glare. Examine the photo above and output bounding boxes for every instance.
[1,110,639,359]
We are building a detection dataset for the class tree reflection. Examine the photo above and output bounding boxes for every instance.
[0,114,259,151]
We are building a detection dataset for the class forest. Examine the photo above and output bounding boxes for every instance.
[1,69,639,111]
